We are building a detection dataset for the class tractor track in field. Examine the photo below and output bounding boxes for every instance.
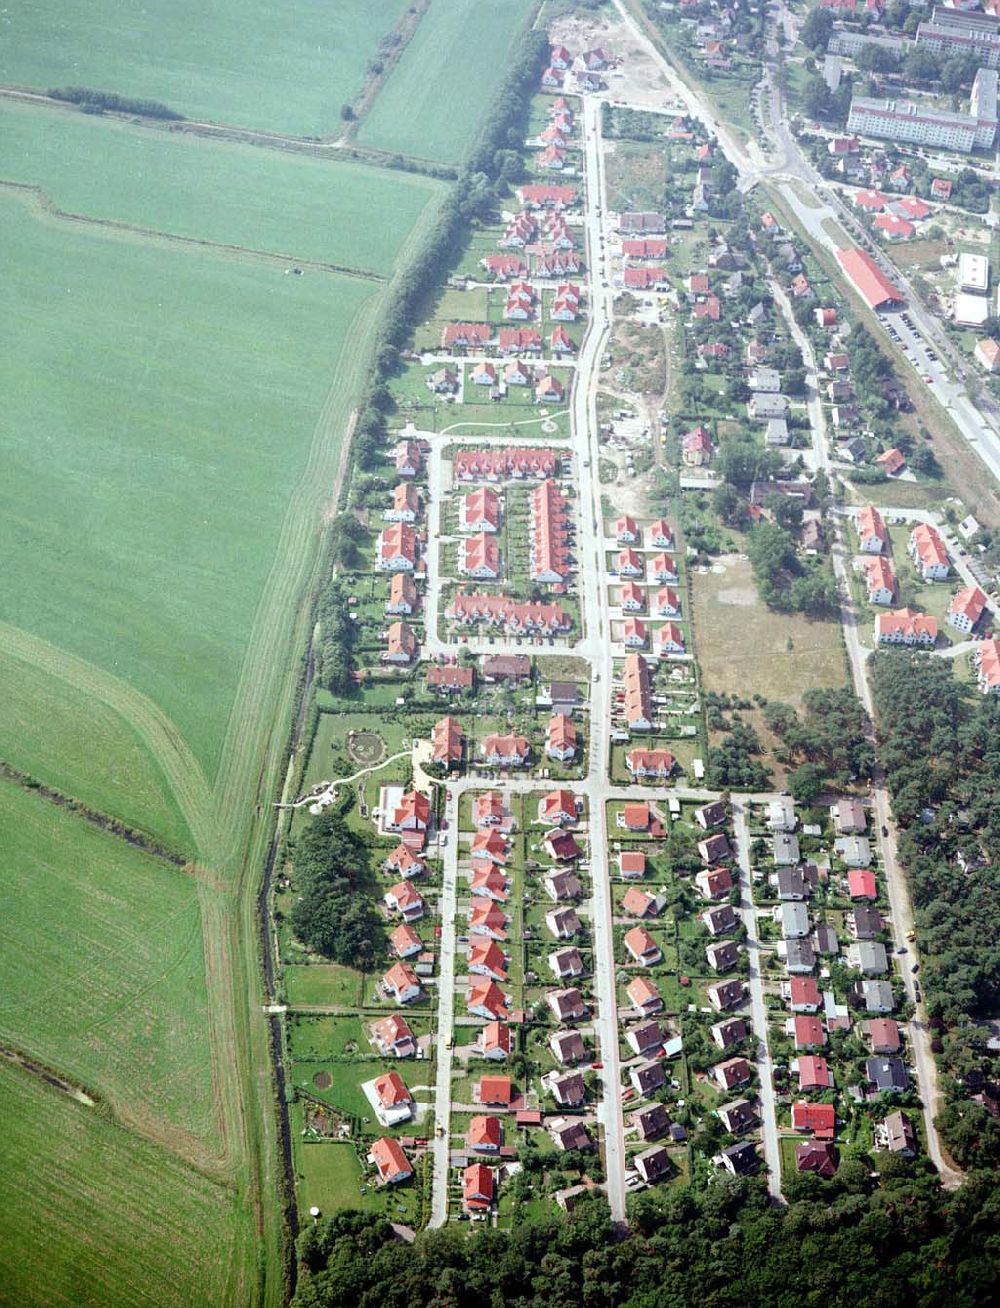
[0,85,457,179]
[0,622,220,860]
[0,179,387,281]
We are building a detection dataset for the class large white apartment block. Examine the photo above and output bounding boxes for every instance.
[847,79,997,153]
[917,8,1000,71]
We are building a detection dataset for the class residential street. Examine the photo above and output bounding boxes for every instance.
[732,804,782,1199]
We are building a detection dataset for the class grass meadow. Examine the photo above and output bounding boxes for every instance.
[0,0,411,135]
[0,1061,251,1308]
[357,0,535,163]
[0,103,445,275]
[0,188,377,785]
[0,782,217,1147]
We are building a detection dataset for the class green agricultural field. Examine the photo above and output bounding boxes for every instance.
[0,188,378,794]
[0,0,411,136]
[0,645,190,851]
[357,0,535,163]
[0,1061,251,1308]
[0,103,444,275]
[0,782,217,1146]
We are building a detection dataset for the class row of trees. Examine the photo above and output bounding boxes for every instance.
[294,1169,1000,1307]
[49,85,183,119]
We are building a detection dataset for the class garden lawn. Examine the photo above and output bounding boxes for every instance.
[357,0,535,164]
[0,189,379,782]
[0,0,410,136]
[0,782,217,1148]
[0,644,190,852]
[0,103,443,275]
[0,1062,250,1308]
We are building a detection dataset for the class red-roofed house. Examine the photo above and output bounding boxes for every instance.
[793,1014,826,1049]
[791,1101,836,1139]
[468,980,509,1021]
[462,1162,494,1211]
[619,850,646,878]
[625,926,663,966]
[848,869,877,901]
[949,585,988,634]
[369,1137,412,1184]
[382,963,421,1005]
[431,715,464,767]
[539,789,578,826]
[797,1055,832,1091]
[478,1020,511,1060]
[468,1115,503,1152]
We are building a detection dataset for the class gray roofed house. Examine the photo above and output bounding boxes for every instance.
[748,391,790,422]
[702,903,738,937]
[766,796,797,831]
[632,1101,670,1141]
[718,1098,759,1133]
[720,1140,759,1175]
[866,1056,909,1093]
[626,1020,668,1056]
[782,937,816,974]
[747,302,766,325]
[832,797,867,834]
[860,979,894,1013]
[775,867,810,900]
[835,836,872,867]
[848,941,888,975]
[547,681,581,706]
[630,1058,668,1097]
[706,940,740,973]
[634,1145,672,1184]
[695,800,728,829]
[765,417,789,447]
[777,902,810,939]
[773,832,801,866]
[850,905,884,940]
[751,367,782,395]
[882,1109,917,1156]
[813,922,839,956]
[711,1016,749,1049]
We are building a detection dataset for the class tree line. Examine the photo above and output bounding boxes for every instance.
[871,652,1000,1167]
[48,86,184,119]
[293,1169,1000,1307]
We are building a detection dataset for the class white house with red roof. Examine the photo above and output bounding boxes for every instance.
[480,733,529,767]
[388,923,422,960]
[382,962,422,1005]
[460,533,501,580]
[948,585,988,634]
[369,1137,412,1185]
[371,1014,417,1058]
[377,523,416,572]
[538,789,578,826]
[461,487,502,534]
[384,881,424,922]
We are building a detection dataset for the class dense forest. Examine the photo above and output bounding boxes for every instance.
[871,652,1000,1167]
[293,1172,1000,1307]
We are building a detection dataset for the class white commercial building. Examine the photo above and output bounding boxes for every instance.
[958,252,990,295]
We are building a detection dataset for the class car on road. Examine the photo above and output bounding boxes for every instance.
[591,1062,603,1070]
[914,986,922,1003]
[907,930,916,942]
[882,825,889,837]
[924,375,934,384]
[444,1035,453,1049]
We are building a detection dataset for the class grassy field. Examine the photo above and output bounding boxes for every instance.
[0,644,190,850]
[357,0,535,163]
[692,554,848,779]
[0,1061,251,1308]
[0,188,378,790]
[0,782,217,1148]
[0,0,411,136]
[0,103,444,274]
